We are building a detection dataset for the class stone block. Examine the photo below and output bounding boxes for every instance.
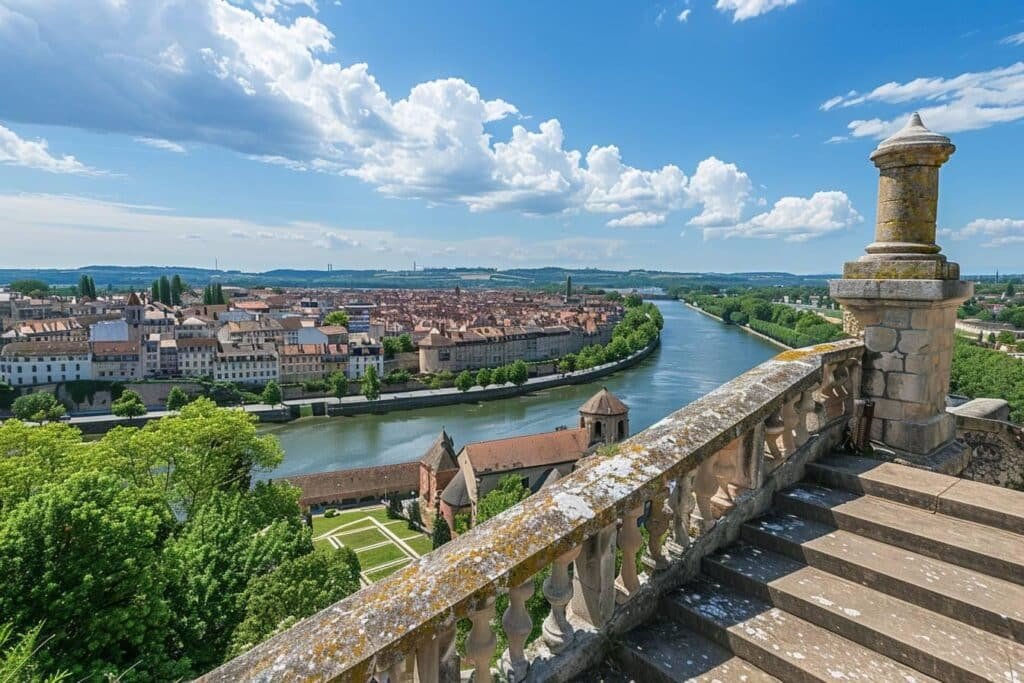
[830,278,973,303]
[865,351,905,373]
[897,330,933,355]
[884,372,929,403]
[903,352,937,375]
[871,398,905,421]
[864,370,886,396]
[910,307,942,330]
[865,326,898,353]
[885,413,957,455]
[881,309,912,329]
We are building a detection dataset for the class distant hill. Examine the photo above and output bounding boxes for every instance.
[0,265,839,291]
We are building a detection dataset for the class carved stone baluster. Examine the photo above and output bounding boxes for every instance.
[543,545,581,652]
[805,382,824,434]
[615,505,644,603]
[570,524,616,629]
[466,599,496,683]
[414,637,439,683]
[739,425,765,492]
[668,471,695,549]
[780,397,798,457]
[764,408,784,467]
[692,457,718,533]
[644,486,671,571]
[501,577,535,682]
[795,391,814,446]
[373,657,404,683]
[843,359,860,415]
[437,622,459,683]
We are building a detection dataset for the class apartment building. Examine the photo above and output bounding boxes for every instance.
[347,333,383,379]
[177,338,218,378]
[90,341,142,381]
[0,341,91,387]
[214,342,279,384]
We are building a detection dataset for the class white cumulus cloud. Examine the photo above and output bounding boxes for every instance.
[703,191,861,241]
[677,9,692,22]
[0,124,102,175]
[1001,32,1024,46]
[715,0,798,22]
[949,217,1024,246]
[0,0,842,231]
[607,212,666,228]
[821,62,1024,138]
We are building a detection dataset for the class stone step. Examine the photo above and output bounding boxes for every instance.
[742,512,1024,642]
[775,483,1024,585]
[702,544,1024,683]
[808,454,1024,534]
[666,579,939,683]
[611,618,779,683]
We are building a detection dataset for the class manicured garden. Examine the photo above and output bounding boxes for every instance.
[311,504,434,582]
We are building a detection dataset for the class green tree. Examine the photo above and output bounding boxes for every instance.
[398,333,415,353]
[623,293,643,308]
[407,499,423,531]
[1007,281,1016,298]
[227,547,361,657]
[455,370,474,392]
[11,393,65,422]
[166,386,191,411]
[111,389,147,420]
[158,276,172,305]
[8,279,49,297]
[361,366,381,401]
[78,274,91,299]
[0,472,181,681]
[323,310,349,327]
[508,360,529,386]
[171,274,185,305]
[328,371,349,398]
[492,366,509,385]
[382,336,401,357]
[162,485,311,671]
[996,331,1017,346]
[151,279,161,303]
[0,621,68,683]
[0,420,84,514]
[453,512,471,535]
[558,355,577,374]
[475,367,493,387]
[476,474,530,524]
[386,493,403,520]
[431,515,452,549]
[91,397,283,515]
[261,380,283,406]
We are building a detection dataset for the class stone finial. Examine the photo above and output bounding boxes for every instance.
[844,113,959,280]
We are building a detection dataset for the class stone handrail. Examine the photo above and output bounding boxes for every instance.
[199,339,864,683]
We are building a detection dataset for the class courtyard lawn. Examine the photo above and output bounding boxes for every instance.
[364,560,411,582]
[332,526,388,549]
[404,535,434,556]
[312,505,391,535]
[310,503,436,583]
[356,543,407,568]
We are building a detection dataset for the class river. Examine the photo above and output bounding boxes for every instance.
[261,301,780,478]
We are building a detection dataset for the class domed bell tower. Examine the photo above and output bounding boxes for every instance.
[579,387,629,445]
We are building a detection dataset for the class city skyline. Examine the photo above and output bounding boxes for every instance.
[1,1,1022,273]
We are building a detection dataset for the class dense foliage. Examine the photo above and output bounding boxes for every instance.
[361,366,381,400]
[11,392,65,422]
[111,389,147,419]
[323,310,349,327]
[687,292,845,347]
[951,338,1024,422]
[0,398,359,679]
[559,300,663,373]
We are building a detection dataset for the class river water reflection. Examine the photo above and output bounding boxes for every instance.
[262,301,780,478]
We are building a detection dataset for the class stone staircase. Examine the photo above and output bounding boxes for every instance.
[594,455,1024,682]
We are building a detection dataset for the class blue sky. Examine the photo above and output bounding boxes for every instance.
[0,0,1022,273]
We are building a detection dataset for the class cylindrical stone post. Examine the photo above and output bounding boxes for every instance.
[830,113,972,468]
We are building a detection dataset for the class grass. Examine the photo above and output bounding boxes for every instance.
[356,543,407,568]
[404,535,434,556]
[364,560,411,582]
[333,526,388,549]
[311,505,390,535]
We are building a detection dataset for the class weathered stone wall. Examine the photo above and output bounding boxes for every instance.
[948,400,1024,489]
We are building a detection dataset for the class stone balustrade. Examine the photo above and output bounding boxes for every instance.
[199,339,864,683]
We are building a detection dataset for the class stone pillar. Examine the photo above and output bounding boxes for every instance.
[830,113,972,470]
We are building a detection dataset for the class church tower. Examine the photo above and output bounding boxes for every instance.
[579,387,629,445]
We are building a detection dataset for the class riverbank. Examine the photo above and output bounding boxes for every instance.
[683,302,792,350]
[65,337,659,434]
